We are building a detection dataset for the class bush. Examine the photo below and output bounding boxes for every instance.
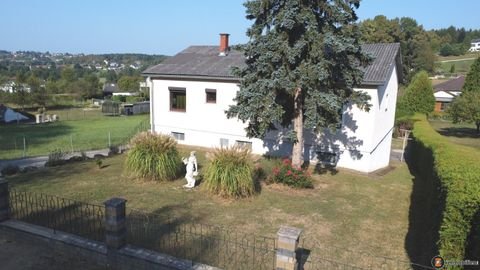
[1,164,20,176]
[45,149,66,167]
[203,146,255,198]
[411,114,480,263]
[125,132,181,181]
[271,159,313,189]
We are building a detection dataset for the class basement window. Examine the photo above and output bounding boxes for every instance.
[206,89,217,104]
[220,138,229,148]
[171,132,185,141]
[169,87,186,112]
[235,140,252,150]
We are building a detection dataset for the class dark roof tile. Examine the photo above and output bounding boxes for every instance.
[144,43,401,85]
[433,76,465,92]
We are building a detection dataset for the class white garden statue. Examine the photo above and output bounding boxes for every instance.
[182,151,198,188]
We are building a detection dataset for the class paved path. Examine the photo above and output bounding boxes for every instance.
[0,149,111,171]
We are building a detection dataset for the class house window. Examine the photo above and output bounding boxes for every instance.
[316,151,338,165]
[440,102,449,112]
[171,132,185,141]
[169,87,186,112]
[235,140,252,150]
[220,138,229,148]
[206,89,216,103]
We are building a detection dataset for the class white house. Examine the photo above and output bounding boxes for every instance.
[468,39,480,52]
[143,34,402,173]
[433,76,465,112]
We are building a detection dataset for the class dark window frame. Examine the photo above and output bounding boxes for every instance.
[171,132,185,141]
[205,88,217,104]
[169,87,186,112]
[235,140,252,150]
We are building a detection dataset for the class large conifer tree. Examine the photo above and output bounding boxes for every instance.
[227,0,371,167]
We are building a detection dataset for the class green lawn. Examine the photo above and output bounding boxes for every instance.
[436,59,475,74]
[5,146,414,264]
[0,114,148,159]
[428,120,480,149]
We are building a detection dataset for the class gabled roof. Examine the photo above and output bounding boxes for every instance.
[143,43,402,86]
[433,76,465,92]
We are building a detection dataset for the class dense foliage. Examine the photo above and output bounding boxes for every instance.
[227,0,371,167]
[411,114,480,264]
[271,159,313,189]
[125,132,181,181]
[462,57,480,92]
[398,71,435,115]
[447,91,480,133]
[203,146,255,198]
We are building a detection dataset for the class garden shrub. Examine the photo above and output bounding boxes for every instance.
[1,164,20,176]
[271,159,313,189]
[203,146,255,198]
[125,132,181,181]
[411,114,480,264]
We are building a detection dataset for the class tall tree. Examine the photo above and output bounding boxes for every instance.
[227,0,371,168]
[447,91,480,134]
[401,71,435,114]
[118,75,141,92]
[463,57,480,92]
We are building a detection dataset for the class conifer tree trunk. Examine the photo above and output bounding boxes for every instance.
[292,87,303,168]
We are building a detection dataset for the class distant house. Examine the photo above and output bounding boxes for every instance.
[143,34,402,173]
[0,81,31,93]
[433,76,465,112]
[0,81,15,93]
[468,39,480,52]
[0,104,29,123]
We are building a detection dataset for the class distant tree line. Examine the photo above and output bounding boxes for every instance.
[359,16,480,81]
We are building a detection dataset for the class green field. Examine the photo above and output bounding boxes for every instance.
[0,113,148,159]
[5,145,414,265]
[436,58,476,74]
[428,120,480,149]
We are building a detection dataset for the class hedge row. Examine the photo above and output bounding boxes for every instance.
[411,114,480,262]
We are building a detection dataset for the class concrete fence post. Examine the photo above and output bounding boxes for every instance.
[276,226,302,270]
[104,198,127,250]
[0,178,10,222]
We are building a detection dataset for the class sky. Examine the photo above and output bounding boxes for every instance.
[1,0,479,56]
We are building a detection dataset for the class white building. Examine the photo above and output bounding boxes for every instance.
[468,39,480,52]
[144,35,402,173]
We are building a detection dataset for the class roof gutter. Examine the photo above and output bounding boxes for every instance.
[142,73,240,83]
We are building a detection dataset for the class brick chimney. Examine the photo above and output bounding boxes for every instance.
[219,33,230,56]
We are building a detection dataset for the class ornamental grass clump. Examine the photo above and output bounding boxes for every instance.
[204,146,255,198]
[125,132,181,181]
[271,159,313,189]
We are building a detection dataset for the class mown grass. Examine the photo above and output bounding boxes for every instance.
[428,120,480,149]
[436,59,475,74]
[0,114,148,159]
[5,145,414,262]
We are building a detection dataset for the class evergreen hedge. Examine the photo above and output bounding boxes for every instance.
[411,114,480,264]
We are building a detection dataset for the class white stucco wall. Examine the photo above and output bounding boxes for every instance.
[148,67,398,173]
